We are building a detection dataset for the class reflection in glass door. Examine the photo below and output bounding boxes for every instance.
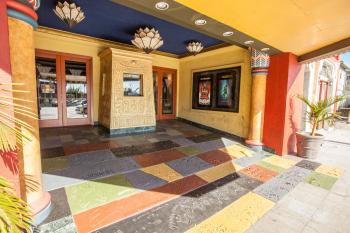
[35,50,92,127]
[153,67,177,120]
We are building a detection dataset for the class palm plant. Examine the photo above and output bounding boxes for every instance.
[298,95,346,136]
[0,83,35,232]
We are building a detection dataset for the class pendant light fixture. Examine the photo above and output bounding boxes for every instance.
[131,27,164,54]
[53,1,85,28]
[186,41,204,56]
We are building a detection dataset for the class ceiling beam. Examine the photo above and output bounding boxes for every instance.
[298,37,350,63]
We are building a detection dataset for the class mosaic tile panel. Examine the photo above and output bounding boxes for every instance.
[304,172,338,190]
[124,170,168,190]
[186,192,275,233]
[65,174,139,214]
[240,164,279,182]
[95,174,249,233]
[295,159,322,171]
[167,156,213,176]
[197,150,234,165]
[141,163,183,182]
[254,167,311,202]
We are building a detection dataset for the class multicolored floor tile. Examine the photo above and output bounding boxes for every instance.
[124,170,168,190]
[197,150,234,165]
[141,163,183,182]
[262,155,297,169]
[42,157,69,173]
[296,159,322,170]
[220,144,255,158]
[186,192,274,233]
[256,160,286,173]
[315,164,342,178]
[305,171,338,190]
[65,174,139,214]
[167,156,213,176]
[134,149,185,167]
[175,146,202,156]
[240,164,279,182]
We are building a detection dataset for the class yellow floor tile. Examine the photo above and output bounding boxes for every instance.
[315,164,342,178]
[186,192,275,233]
[141,163,183,182]
[219,145,254,158]
[262,155,297,169]
[196,161,240,183]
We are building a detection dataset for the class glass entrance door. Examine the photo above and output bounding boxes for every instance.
[35,50,92,127]
[153,67,177,120]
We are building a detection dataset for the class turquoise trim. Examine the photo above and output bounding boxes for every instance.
[7,9,38,30]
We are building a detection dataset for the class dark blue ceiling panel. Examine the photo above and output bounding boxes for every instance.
[37,0,223,55]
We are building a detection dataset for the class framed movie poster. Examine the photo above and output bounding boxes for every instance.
[198,77,212,106]
[217,74,234,108]
[192,66,241,112]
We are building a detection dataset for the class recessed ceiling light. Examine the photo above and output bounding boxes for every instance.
[223,31,234,37]
[261,48,270,52]
[195,19,207,26]
[244,40,254,45]
[155,2,169,10]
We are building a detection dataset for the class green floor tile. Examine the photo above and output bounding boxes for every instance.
[65,175,140,214]
[304,172,338,190]
[42,157,69,172]
[176,146,202,156]
[256,160,286,173]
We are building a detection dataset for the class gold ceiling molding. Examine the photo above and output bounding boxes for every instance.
[37,26,232,59]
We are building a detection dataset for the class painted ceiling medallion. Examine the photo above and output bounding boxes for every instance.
[186,41,204,56]
[53,1,85,28]
[131,27,164,54]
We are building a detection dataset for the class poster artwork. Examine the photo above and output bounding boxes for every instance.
[217,77,233,107]
[198,78,211,106]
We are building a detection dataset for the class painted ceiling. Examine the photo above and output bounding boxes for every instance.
[176,0,350,56]
[36,0,223,55]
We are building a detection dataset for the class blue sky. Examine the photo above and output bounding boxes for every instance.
[340,52,350,66]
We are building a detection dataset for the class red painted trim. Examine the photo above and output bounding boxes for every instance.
[6,1,38,21]
[0,1,11,74]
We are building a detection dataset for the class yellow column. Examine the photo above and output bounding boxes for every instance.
[7,0,51,224]
[246,48,270,149]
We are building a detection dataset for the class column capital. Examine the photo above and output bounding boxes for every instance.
[250,48,270,76]
[6,0,40,29]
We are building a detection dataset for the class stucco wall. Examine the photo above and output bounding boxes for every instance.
[34,28,179,122]
[178,46,252,138]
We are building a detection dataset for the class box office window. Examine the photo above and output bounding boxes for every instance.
[192,66,241,112]
[123,73,143,96]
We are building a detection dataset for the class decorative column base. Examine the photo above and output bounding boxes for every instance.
[31,192,52,224]
[245,139,264,151]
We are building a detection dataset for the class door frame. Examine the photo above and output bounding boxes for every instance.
[35,49,94,128]
[153,66,177,120]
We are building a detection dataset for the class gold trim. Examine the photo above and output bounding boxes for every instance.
[37,26,235,60]
[37,26,179,58]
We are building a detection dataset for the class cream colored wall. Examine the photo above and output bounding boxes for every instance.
[178,46,252,138]
[34,29,179,122]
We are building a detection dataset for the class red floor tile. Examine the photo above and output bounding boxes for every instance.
[64,142,119,155]
[133,149,185,167]
[197,150,235,165]
[74,175,207,233]
[240,164,279,182]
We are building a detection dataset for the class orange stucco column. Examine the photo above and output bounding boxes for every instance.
[6,0,51,224]
[246,48,270,148]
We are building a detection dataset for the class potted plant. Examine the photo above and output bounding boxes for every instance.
[0,83,35,232]
[296,95,346,159]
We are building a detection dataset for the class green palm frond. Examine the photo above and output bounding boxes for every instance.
[298,95,346,136]
[0,176,33,233]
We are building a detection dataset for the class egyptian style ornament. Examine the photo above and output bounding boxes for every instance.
[6,0,41,29]
[186,41,204,56]
[250,48,270,76]
[131,27,164,54]
[53,1,86,28]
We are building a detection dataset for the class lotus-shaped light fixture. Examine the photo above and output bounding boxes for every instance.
[186,41,204,56]
[131,27,164,54]
[53,1,85,28]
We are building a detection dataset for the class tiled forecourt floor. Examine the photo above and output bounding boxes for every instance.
[38,120,343,233]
